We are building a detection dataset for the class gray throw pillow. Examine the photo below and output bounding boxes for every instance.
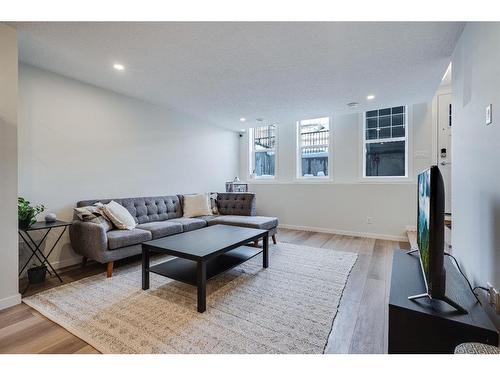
[74,204,113,231]
[209,193,219,215]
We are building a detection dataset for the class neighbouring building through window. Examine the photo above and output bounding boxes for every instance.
[297,117,330,178]
[251,124,277,178]
[364,106,407,178]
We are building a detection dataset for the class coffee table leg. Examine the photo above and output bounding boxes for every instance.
[197,261,207,313]
[142,246,150,290]
[263,233,269,268]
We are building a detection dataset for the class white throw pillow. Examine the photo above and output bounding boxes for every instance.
[183,193,212,218]
[101,200,136,230]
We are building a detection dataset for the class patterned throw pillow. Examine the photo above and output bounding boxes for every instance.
[209,193,219,215]
[74,204,113,231]
[101,200,137,230]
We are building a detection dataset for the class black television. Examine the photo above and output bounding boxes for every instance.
[408,166,467,314]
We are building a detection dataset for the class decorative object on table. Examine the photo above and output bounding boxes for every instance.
[18,197,45,229]
[18,220,72,294]
[44,212,57,223]
[27,265,48,284]
[225,180,248,192]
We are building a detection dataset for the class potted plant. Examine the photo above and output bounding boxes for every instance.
[18,197,47,283]
[18,197,45,229]
[27,264,48,284]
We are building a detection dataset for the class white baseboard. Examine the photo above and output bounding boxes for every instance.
[50,256,83,270]
[0,293,22,310]
[19,255,83,278]
[278,223,408,242]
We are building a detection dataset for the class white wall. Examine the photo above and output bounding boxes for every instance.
[240,103,434,240]
[451,23,500,289]
[0,24,21,309]
[19,64,239,269]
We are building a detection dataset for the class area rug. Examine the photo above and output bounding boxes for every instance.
[23,243,357,354]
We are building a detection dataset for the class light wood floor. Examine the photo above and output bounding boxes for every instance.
[0,229,409,354]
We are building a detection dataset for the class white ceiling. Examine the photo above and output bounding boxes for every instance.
[15,22,465,130]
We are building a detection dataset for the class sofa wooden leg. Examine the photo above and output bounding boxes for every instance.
[253,240,259,247]
[106,261,114,278]
[81,256,87,268]
[272,234,277,245]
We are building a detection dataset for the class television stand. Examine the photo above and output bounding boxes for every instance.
[388,251,498,353]
[408,293,468,315]
[404,248,469,314]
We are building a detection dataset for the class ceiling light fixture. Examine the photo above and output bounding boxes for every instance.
[239,117,246,122]
[113,63,125,71]
[366,95,375,100]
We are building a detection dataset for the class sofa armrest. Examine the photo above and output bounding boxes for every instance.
[69,220,108,263]
[217,192,256,216]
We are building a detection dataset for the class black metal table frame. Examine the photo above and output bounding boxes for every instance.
[19,223,70,292]
[142,231,269,313]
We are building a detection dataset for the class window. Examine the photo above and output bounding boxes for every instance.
[250,124,277,179]
[297,117,330,178]
[364,106,407,178]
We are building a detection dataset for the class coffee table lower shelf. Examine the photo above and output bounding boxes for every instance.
[149,245,261,286]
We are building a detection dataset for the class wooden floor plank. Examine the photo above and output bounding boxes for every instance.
[349,278,387,354]
[1,230,408,354]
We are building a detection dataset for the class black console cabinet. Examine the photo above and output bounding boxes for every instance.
[388,251,498,353]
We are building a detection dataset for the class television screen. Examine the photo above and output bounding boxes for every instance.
[417,168,431,287]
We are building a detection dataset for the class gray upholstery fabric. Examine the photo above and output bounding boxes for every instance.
[99,244,143,263]
[70,192,277,266]
[194,215,220,224]
[454,343,500,354]
[136,221,183,239]
[69,221,109,262]
[208,215,278,230]
[168,218,207,232]
[107,228,152,250]
[77,196,183,224]
[216,193,256,216]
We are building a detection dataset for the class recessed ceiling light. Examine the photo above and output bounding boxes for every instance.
[347,102,359,108]
[239,117,246,122]
[367,95,375,100]
[113,63,125,71]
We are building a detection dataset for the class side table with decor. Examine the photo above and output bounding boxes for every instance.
[18,197,70,294]
[225,181,248,193]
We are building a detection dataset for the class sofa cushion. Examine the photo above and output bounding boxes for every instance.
[208,215,278,230]
[182,193,212,218]
[168,218,207,232]
[136,221,183,239]
[107,228,152,250]
[77,195,183,224]
[216,193,256,216]
[102,200,137,230]
[195,215,220,224]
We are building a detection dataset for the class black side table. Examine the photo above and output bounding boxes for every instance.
[19,220,71,293]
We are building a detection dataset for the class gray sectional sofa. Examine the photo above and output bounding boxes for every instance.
[69,193,278,277]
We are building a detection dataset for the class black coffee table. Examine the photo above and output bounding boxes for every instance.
[141,224,269,312]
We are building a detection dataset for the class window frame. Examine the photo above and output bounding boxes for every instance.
[296,117,332,180]
[362,106,409,180]
[249,124,278,180]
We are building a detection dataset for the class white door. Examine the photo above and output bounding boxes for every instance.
[437,93,452,214]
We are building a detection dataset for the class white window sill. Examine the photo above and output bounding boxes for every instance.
[358,177,413,184]
[293,177,333,184]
